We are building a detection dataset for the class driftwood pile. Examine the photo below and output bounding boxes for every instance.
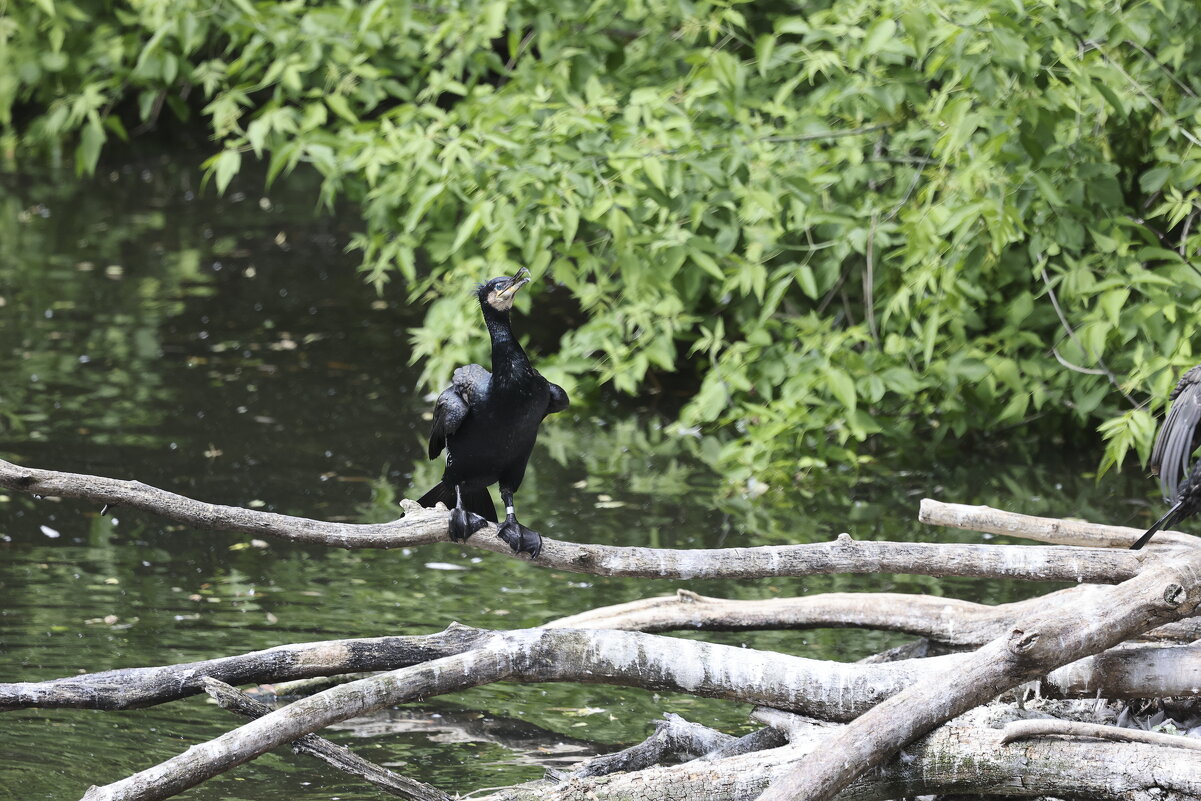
[2,456,1200,801]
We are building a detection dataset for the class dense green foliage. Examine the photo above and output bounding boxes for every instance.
[4,0,1201,486]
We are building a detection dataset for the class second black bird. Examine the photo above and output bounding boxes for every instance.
[1133,364,1201,549]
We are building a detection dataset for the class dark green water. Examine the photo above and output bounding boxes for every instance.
[0,152,1164,800]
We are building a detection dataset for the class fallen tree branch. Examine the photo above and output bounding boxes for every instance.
[0,458,1148,582]
[0,626,493,711]
[568,713,734,778]
[921,498,1201,549]
[548,587,1201,644]
[756,542,1201,801]
[10,622,1199,715]
[201,677,450,801]
[471,706,1201,801]
[1000,717,1201,752]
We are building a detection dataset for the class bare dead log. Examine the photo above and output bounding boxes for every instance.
[471,706,1201,801]
[12,627,946,721]
[756,543,1201,801]
[0,458,1148,582]
[9,625,1199,715]
[548,587,1201,644]
[568,713,734,778]
[1000,717,1201,752]
[201,677,450,801]
[921,498,1201,549]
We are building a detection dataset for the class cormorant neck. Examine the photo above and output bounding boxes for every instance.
[481,303,531,378]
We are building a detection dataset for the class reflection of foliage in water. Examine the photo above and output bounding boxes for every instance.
[0,166,211,444]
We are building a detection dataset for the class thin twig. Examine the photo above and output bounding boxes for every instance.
[1123,39,1199,99]
[1182,209,1197,257]
[1001,717,1201,752]
[1051,346,1109,376]
[1039,265,1138,408]
[864,211,879,343]
[759,122,892,144]
[609,123,893,159]
[1091,42,1201,148]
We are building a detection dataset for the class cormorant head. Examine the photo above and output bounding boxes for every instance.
[479,267,531,313]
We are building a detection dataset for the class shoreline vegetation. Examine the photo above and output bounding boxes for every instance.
[3,0,1200,485]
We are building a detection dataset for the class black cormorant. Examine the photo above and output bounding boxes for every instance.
[417,268,569,558]
[1132,364,1201,549]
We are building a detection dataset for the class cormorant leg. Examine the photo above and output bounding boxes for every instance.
[495,489,542,558]
[449,484,489,543]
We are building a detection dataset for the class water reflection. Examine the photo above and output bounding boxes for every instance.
[0,151,1166,800]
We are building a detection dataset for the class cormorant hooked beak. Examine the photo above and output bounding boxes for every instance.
[496,267,531,301]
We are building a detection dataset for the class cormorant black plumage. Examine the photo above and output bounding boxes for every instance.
[417,268,569,558]
[1133,364,1201,549]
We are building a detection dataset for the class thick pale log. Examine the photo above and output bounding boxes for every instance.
[74,625,1201,801]
[9,625,1198,714]
[0,458,1146,582]
[201,678,450,801]
[548,587,1201,644]
[920,498,1201,549]
[756,544,1201,801]
[473,706,1201,801]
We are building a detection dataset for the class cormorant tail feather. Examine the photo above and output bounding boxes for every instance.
[1130,501,1185,550]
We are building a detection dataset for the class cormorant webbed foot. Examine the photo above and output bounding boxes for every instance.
[497,517,542,558]
[448,485,489,543]
[449,507,489,542]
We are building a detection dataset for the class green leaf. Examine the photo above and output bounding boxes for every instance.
[450,208,483,254]
[863,19,896,55]
[824,366,856,413]
[642,158,666,193]
[326,94,357,123]
[210,148,242,195]
[74,119,105,175]
[690,250,725,280]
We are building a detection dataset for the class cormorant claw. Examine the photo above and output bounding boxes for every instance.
[449,507,489,542]
[497,519,543,558]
